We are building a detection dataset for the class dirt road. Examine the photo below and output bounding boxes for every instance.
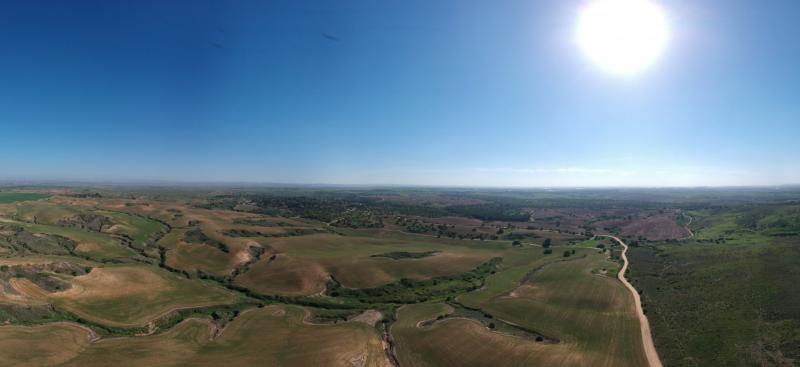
[600,235,663,367]
[684,214,694,239]
[678,211,694,240]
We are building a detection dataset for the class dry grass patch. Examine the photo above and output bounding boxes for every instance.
[19,306,391,367]
[62,318,214,366]
[621,214,690,240]
[325,252,492,289]
[253,233,499,290]
[185,306,391,367]
[0,323,91,366]
[393,303,586,367]
[12,265,237,327]
[235,254,329,296]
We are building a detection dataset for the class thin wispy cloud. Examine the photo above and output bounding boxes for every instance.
[474,167,629,175]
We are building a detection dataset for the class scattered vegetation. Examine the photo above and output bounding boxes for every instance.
[183,228,229,253]
[629,207,800,367]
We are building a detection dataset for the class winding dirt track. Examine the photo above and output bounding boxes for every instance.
[600,235,663,367]
[682,213,694,239]
[681,212,694,240]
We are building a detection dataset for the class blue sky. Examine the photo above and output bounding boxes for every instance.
[1,0,798,186]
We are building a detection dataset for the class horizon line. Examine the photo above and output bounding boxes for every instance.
[1,178,799,190]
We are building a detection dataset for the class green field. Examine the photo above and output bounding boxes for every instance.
[442,247,644,367]
[0,193,49,204]
[100,210,167,246]
[13,201,82,223]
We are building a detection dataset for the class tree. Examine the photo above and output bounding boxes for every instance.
[563,250,571,257]
[512,240,522,247]
[543,248,552,255]
[488,322,496,329]
[543,238,552,248]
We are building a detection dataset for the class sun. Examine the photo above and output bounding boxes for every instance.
[576,0,669,76]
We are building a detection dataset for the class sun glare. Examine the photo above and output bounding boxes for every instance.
[576,0,669,76]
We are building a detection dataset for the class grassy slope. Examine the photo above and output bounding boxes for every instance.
[0,218,135,260]
[100,210,166,245]
[13,265,238,327]
[392,245,646,367]
[13,201,166,247]
[13,201,81,223]
[0,323,90,366]
[237,232,502,295]
[235,254,329,296]
[0,306,390,367]
[496,251,643,364]
[392,303,583,367]
[160,227,239,277]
